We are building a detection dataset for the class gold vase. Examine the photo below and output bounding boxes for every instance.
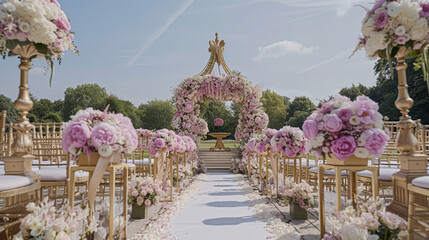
[326,154,368,166]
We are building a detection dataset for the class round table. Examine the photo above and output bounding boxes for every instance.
[208,132,231,152]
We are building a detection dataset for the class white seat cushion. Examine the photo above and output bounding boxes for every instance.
[412,176,429,189]
[357,168,399,181]
[0,175,33,191]
[309,167,347,176]
[125,158,154,165]
[104,163,135,175]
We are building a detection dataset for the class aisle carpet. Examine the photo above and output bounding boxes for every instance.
[170,173,269,240]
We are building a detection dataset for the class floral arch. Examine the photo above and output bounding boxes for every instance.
[172,34,268,143]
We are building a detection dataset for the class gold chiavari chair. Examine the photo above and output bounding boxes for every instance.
[307,157,349,197]
[422,125,429,155]
[408,176,429,240]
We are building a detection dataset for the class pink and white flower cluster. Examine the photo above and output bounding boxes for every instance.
[247,128,278,153]
[128,175,166,207]
[270,126,306,157]
[357,0,429,59]
[278,178,314,209]
[172,74,268,143]
[303,95,389,161]
[214,117,224,127]
[136,128,153,150]
[62,107,138,158]
[13,198,97,240]
[148,129,197,155]
[0,0,77,59]
[323,200,407,240]
[230,157,247,174]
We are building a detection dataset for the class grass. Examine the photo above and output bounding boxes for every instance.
[199,140,240,148]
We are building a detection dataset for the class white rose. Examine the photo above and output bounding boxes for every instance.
[45,229,56,240]
[387,2,401,17]
[68,146,81,156]
[361,17,375,36]
[357,136,366,146]
[394,25,406,36]
[354,147,369,158]
[316,134,325,146]
[25,202,36,212]
[349,115,361,126]
[340,223,367,240]
[98,145,113,157]
[409,18,429,41]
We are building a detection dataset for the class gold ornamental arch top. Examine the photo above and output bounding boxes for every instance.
[198,33,232,76]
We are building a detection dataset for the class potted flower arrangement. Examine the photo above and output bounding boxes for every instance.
[303,95,389,165]
[278,178,314,219]
[322,200,407,240]
[13,198,97,240]
[148,129,178,156]
[230,157,247,174]
[0,0,78,85]
[62,107,138,166]
[128,175,164,219]
[136,128,153,151]
[270,126,306,157]
[214,117,224,132]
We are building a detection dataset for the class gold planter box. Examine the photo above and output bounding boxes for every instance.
[326,154,368,166]
[77,152,100,166]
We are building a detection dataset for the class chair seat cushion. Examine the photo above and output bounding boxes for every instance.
[0,175,33,191]
[35,168,89,181]
[411,176,429,189]
[125,158,154,165]
[309,167,347,176]
[104,163,135,175]
[358,168,399,181]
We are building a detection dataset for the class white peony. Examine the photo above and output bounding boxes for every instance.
[98,145,113,157]
[387,1,401,17]
[354,147,369,158]
[409,18,429,41]
[339,222,368,240]
[361,17,375,36]
[397,0,421,29]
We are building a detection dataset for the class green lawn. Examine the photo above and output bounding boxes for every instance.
[199,140,240,148]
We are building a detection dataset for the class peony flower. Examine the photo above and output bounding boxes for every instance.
[354,147,369,158]
[420,3,429,18]
[361,128,389,157]
[91,123,116,149]
[330,136,357,161]
[361,17,375,36]
[409,18,429,41]
[54,16,71,31]
[324,114,343,132]
[337,108,353,121]
[375,10,389,29]
[387,1,401,17]
[302,120,318,140]
[98,145,113,157]
[62,120,91,151]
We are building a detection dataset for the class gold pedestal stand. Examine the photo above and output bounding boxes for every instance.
[68,163,128,240]
[208,132,230,151]
[318,164,378,237]
[155,154,173,202]
[386,47,428,218]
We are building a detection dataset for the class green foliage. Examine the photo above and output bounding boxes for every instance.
[0,94,18,123]
[285,96,315,128]
[339,84,371,101]
[62,83,108,120]
[199,102,237,138]
[139,99,175,130]
[261,90,286,129]
[104,95,142,128]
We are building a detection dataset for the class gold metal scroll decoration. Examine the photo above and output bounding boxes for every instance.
[198,33,232,76]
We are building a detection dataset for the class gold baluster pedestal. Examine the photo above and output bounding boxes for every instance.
[386,47,428,218]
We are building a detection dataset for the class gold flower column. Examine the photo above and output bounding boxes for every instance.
[387,47,428,218]
[3,44,40,181]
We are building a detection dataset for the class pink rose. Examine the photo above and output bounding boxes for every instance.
[144,199,152,206]
[137,196,144,206]
[256,142,265,152]
[184,101,193,113]
[62,120,91,151]
[214,118,224,127]
[330,135,357,161]
[324,114,343,132]
[375,10,388,28]
[90,123,116,148]
[132,190,138,197]
[362,129,389,157]
[302,120,318,140]
[54,17,71,31]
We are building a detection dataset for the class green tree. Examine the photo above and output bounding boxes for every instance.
[260,90,286,129]
[104,95,142,128]
[62,84,108,120]
[199,102,236,137]
[339,84,371,101]
[0,94,19,123]
[285,96,316,127]
[139,99,175,130]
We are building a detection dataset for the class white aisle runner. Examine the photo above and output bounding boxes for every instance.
[170,172,269,240]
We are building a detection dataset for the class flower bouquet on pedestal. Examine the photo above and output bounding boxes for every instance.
[270,126,306,157]
[278,178,314,219]
[322,200,407,240]
[128,175,165,219]
[303,95,389,165]
[214,117,224,132]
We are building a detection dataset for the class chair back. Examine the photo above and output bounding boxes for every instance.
[32,122,68,169]
[0,111,13,158]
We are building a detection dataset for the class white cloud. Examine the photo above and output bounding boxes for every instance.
[253,40,316,61]
[126,0,194,67]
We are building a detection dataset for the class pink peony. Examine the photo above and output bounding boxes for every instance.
[90,123,116,148]
[302,120,318,140]
[184,101,194,113]
[337,108,352,121]
[362,129,389,157]
[153,138,166,149]
[375,10,388,28]
[256,142,266,152]
[324,114,343,132]
[54,17,71,31]
[62,120,91,151]
[214,118,224,127]
[144,199,152,206]
[354,95,379,125]
[330,135,357,161]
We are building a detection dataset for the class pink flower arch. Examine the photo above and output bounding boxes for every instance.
[172,74,268,144]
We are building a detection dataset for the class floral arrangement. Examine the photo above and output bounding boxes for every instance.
[247,128,278,153]
[214,117,224,127]
[148,129,179,155]
[230,157,247,174]
[303,95,389,161]
[193,153,207,174]
[172,73,268,143]
[173,164,193,184]
[62,107,138,158]
[136,128,153,150]
[13,198,97,240]
[278,178,314,209]
[323,200,407,240]
[270,126,306,157]
[128,175,165,207]
[181,135,197,152]
[0,0,77,84]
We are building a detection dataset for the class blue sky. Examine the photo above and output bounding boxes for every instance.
[0,0,376,106]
